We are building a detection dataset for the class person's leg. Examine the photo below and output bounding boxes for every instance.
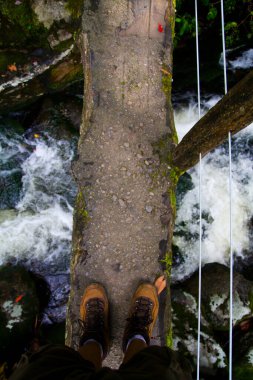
[120,345,193,380]
[9,344,96,380]
[123,338,147,363]
[122,282,159,363]
[78,283,110,370]
[78,341,102,370]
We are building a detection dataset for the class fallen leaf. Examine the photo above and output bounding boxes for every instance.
[15,294,25,303]
[154,275,166,295]
[8,64,17,72]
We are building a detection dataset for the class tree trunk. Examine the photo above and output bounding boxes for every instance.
[66,0,176,367]
[172,70,253,172]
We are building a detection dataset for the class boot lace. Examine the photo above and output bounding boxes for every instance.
[126,297,153,331]
[79,298,105,334]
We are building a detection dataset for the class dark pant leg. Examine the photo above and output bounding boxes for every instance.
[118,346,193,380]
[9,344,96,380]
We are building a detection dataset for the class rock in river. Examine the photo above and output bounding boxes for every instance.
[0,265,40,365]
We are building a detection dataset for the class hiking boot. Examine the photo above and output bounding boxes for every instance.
[79,283,109,359]
[122,283,159,352]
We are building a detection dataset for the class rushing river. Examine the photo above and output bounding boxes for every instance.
[172,47,253,283]
[0,128,77,322]
[172,95,253,282]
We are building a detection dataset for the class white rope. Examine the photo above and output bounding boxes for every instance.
[195,0,201,119]
[194,1,202,379]
[197,153,202,380]
[221,0,228,94]
[221,2,233,378]
[228,132,233,380]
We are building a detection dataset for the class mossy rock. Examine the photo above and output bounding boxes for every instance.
[0,118,26,208]
[27,95,81,140]
[171,288,228,369]
[0,48,83,113]
[0,170,22,209]
[171,263,253,370]
[0,51,28,72]
[0,0,83,50]
[0,265,40,365]
[0,0,48,49]
[233,363,253,380]
[182,263,253,331]
[176,172,194,206]
[0,0,84,113]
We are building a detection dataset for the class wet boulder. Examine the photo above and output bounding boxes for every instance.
[0,265,40,366]
[233,362,253,380]
[181,263,253,331]
[171,263,253,371]
[42,274,70,324]
[0,0,83,113]
[0,170,22,209]
[234,216,253,281]
[171,287,227,370]
[25,95,82,140]
[0,118,28,209]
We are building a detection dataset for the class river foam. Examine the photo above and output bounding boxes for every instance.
[172,95,253,281]
[0,133,76,274]
[219,47,253,70]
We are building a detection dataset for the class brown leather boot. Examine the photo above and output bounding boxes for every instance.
[122,283,159,352]
[79,283,109,359]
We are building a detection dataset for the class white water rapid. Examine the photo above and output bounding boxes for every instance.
[0,129,77,322]
[219,47,253,70]
[0,134,76,271]
[172,94,253,282]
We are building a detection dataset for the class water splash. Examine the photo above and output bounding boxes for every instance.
[174,94,221,141]
[0,133,77,274]
[228,48,253,69]
[219,48,253,70]
[173,95,253,281]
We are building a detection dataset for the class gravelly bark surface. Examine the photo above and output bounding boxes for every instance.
[66,0,175,368]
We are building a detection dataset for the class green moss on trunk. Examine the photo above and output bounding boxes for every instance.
[75,190,90,226]
[66,0,84,19]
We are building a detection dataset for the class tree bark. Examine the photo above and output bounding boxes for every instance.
[172,70,253,172]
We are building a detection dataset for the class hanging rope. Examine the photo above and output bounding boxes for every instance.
[228,131,233,380]
[197,152,202,380]
[194,1,202,379]
[221,2,233,379]
[221,0,228,95]
[195,0,201,120]
[194,2,232,379]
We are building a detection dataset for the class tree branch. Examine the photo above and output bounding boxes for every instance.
[172,70,253,172]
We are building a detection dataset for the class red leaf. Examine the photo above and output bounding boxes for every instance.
[158,23,164,33]
[15,294,25,303]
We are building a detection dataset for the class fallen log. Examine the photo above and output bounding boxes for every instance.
[172,70,253,172]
